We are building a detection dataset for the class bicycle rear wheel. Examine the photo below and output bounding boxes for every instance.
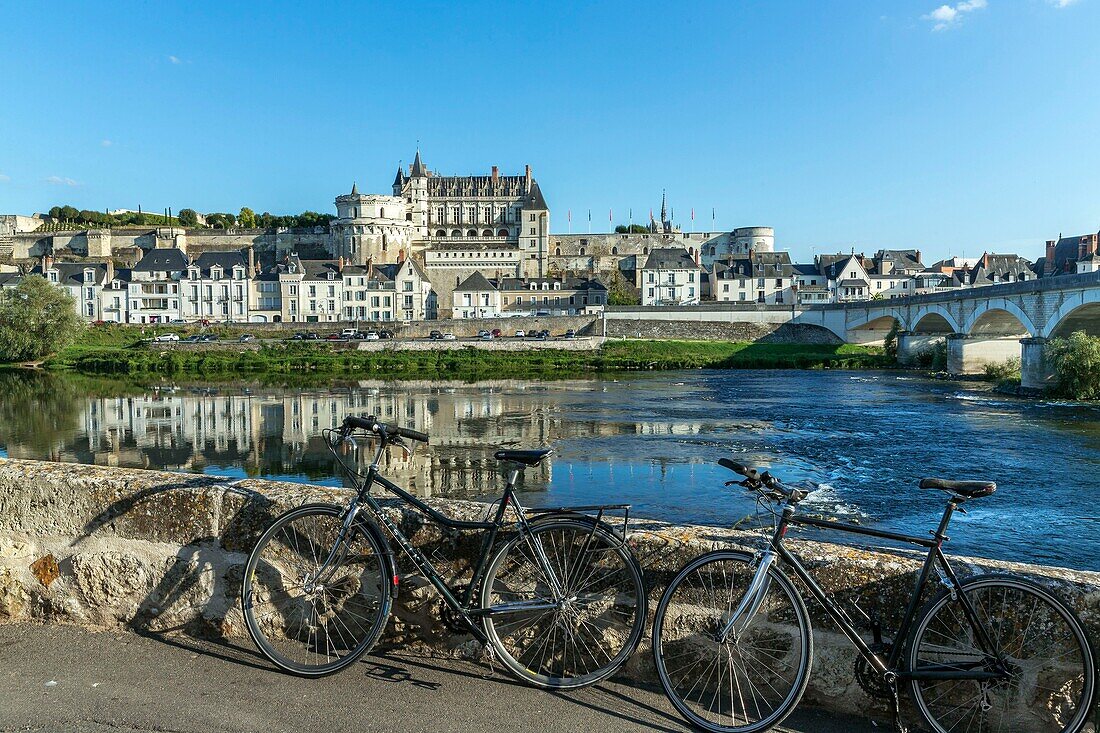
[480,517,646,689]
[241,503,393,677]
[652,550,812,733]
[908,574,1096,733]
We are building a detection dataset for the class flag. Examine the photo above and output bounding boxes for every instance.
[568,209,571,222]
[587,209,591,222]
[609,208,613,223]
[691,208,695,221]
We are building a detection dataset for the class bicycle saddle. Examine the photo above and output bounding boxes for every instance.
[919,477,997,499]
[495,448,553,467]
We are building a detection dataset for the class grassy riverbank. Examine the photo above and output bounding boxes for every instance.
[35,329,889,380]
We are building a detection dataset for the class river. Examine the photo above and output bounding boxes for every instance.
[1,370,1097,571]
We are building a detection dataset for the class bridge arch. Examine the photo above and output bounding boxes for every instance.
[962,299,1038,337]
[1042,288,1100,338]
[846,314,902,344]
[911,305,961,334]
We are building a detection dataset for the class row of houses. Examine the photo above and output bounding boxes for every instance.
[633,236,1098,306]
[0,247,607,324]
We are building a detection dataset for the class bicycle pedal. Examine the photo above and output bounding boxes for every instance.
[480,643,498,679]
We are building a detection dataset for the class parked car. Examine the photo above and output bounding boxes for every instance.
[535,309,551,317]
[239,334,255,343]
[199,334,218,342]
[340,328,358,339]
[535,329,550,340]
[477,329,491,339]
[305,332,320,340]
[153,333,180,342]
[514,329,526,338]
[364,331,380,341]
[378,330,393,340]
[324,333,343,341]
[180,335,202,343]
[564,329,577,339]
[429,330,444,340]
[442,333,457,341]
[491,328,502,338]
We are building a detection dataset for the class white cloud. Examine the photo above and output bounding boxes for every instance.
[923,0,987,30]
[168,55,181,64]
[101,139,113,147]
[0,173,10,183]
[1050,0,1079,7]
[45,176,80,187]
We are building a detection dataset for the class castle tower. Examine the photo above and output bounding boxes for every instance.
[405,150,430,241]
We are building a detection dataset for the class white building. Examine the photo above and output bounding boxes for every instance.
[127,248,188,323]
[711,251,796,305]
[183,251,250,322]
[452,272,501,319]
[639,249,702,306]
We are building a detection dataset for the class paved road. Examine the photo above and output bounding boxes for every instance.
[0,624,886,733]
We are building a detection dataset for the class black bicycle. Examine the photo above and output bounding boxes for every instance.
[241,414,647,689]
[652,459,1096,733]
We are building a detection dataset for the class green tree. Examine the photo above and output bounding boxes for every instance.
[0,276,84,363]
[883,318,901,362]
[48,206,62,219]
[59,205,80,221]
[1048,331,1100,399]
[238,207,257,228]
[614,224,650,234]
[605,269,640,306]
[177,208,199,227]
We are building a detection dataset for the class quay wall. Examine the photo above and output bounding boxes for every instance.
[2,459,1097,719]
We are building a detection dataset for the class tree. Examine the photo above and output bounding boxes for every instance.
[883,318,901,362]
[1048,331,1100,399]
[605,268,640,306]
[59,205,80,221]
[238,207,257,228]
[177,208,199,227]
[614,224,650,234]
[0,276,84,363]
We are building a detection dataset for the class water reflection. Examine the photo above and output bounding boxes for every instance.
[1,370,1098,570]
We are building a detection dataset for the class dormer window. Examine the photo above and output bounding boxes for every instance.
[233,267,244,280]
[212,267,222,281]
[49,271,58,283]
[553,282,561,290]
[84,270,94,283]
[189,268,198,280]
[529,282,537,291]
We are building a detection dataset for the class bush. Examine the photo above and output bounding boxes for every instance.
[0,276,85,363]
[1048,331,1100,399]
[883,319,901,362]
[982,358,1021,383]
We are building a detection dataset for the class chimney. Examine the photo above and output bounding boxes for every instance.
[525,165,532,192]
[105,258,115,283]
[397,248,406,264]
[42,254,53,272]
[1078,236,1092,262]
[248,246,256,276]
[1045,239,1057,275]
[492,165,499,184]
[915,250,921,265]
[338,255,346,272]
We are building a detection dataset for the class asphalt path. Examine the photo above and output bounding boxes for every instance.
[0,624,888,733]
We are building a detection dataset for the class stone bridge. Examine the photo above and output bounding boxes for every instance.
[795,271,1100,389]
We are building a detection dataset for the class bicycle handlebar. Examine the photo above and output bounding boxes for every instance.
[342,414,429,444]
[718,458,806,503]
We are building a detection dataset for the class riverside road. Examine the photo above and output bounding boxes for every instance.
[0,624,879,733]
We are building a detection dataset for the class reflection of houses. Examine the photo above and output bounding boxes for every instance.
[60,385,572,498]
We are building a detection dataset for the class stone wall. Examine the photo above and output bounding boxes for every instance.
[605,320,842,343]
[2,458,1098,720]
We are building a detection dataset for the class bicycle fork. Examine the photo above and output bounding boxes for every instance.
[718,550,776,643]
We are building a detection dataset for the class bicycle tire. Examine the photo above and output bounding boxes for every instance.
[907,573,1096,733]
[480,516,647,689]
[241,503,393,677]
[652,550,813,733]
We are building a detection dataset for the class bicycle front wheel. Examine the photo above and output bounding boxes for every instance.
[241,503,393,677]
[653,550,812,733]
[908,574,1096,733]
[480,517,647,689]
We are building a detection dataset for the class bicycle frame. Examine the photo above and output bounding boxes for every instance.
[730,497,1007,683]
[319,435,571,646]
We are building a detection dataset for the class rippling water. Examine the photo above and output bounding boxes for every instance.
[1,370,1098,570]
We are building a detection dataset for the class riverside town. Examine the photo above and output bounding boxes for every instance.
[1,4,1098,733]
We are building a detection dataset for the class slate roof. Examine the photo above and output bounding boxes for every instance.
[454,271,497,292]
[792,263,820,276]
[191,251,247,276]
[839,278,869,288]
[525,181,548,210]
[133,248,189,273]
[32,262,108,286]
[0,272,24,288]
[874,249,924,273]
[1042,233,1100,276]
[496,277,607,292]
[642,248,700,271]
[966,254,1034,286]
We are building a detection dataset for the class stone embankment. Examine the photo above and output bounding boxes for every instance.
[2,458,1097,719]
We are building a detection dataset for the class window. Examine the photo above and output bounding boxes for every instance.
[529,214,535,221]
[722,283,730,292]
[776,278,783,287]
[403,281,413,292]
[529,228,536,235]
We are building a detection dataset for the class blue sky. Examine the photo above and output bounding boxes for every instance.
[1,0,1097,262]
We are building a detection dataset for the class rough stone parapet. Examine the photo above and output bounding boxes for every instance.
[1,458,1097,718]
